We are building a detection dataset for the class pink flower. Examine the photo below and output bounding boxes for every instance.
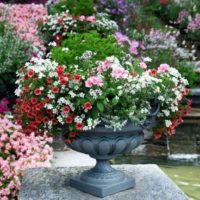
[111,67,128,79]
[158,64,170,73]
[97,60,112,73]
[115,32,131,45]
[86,16,96,23]
[139,62,147,69]
[78,15,85,21]
[85,76,103,88]
[130,41,139,55]
[0,115,53,199]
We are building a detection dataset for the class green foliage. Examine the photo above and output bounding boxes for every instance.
[145,48,176,68]
[51,31,124,67]
[0,21,31,102]
[49,0,94,16]
[176,62,199,87]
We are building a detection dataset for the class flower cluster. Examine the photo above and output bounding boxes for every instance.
[0,3,47,52]
[40,11,118,46]
[115,32,145,55]
[145,29,196,61]
[0,115,53,200]
[176,10,189,24]
[15,51,189,141]
[187,13,200,32]
[0,98,10,114]
[151,65,191,138]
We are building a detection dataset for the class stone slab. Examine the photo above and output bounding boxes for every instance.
[53,150,95,167]
[19,164,189,200]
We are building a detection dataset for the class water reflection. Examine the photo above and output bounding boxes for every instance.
[111,154,200,200]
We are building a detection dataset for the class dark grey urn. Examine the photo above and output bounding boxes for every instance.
[65,101,160,198]
[66,124,143,198]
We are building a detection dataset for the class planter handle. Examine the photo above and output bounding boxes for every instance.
[142,99,160,130]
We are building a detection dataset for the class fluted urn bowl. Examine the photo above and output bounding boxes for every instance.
[65,122,144,198]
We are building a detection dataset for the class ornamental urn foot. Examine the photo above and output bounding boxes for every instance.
[70,160,135,198]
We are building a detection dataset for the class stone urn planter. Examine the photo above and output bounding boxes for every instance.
[63,102,160,198]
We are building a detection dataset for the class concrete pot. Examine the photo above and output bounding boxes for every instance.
[67,123,144,198]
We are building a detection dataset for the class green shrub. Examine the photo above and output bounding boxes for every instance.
[51,31,124,67]
[176,61,199,88]
[49,0,94,16]
[0,21,31,103]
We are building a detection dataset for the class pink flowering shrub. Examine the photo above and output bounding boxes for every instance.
[0,3,47,52]
[0,115,53,200]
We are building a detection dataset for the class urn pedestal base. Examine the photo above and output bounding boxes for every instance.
[70,159,135,197]
[70,174,134,198]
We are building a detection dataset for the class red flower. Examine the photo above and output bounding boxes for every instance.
[43,117,49,123]
[47,77,53,84]
[73,74,81,82]
[66,73,71,79]
[154,131,162,139]
[130,71,137,77]
[54,34,63,46]
[64,139,71,144]
[24,106,31,113]
[27,69,35,77]
[59,76,67,85]
[34,88,41,96]
[150,69,157,76]
[52,86,60,94]
[57,65,65,76]
[24,86,30,92]
[188,99,192,106]
[184,87,189,96]
[17,119,22,125]
[45,96,50,103]
[63,106,70,113]
[31,97,37,105]
[27,112,33,119]
[36,117,43,123]
[65,116,73,124]
[160,0,170,5]
[76,122,83,130]
[84,101,92,110]
[69,132,77,138]
[24,74,29,80]
[39,102,45,108]
[20,66,25,71]
[36,104,42,111]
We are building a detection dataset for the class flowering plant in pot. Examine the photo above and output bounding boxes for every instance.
[15,30,190,197]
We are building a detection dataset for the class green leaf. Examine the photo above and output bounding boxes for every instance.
[92,108,99,119]
[112,98,118,105]
[97,102,104,112]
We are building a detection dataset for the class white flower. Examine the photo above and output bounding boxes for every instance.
[144,57,152,62]
[163,110,170,117]
[165,120,172,127]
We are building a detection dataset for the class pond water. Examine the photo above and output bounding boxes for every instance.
[112,154,200,200]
